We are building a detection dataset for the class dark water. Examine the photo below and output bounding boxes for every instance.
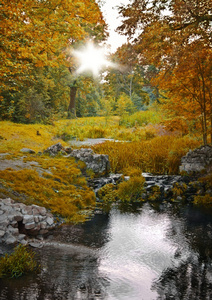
[1,203,212,300]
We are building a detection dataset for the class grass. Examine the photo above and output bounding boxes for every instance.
[0,245,39,278]
[92,136,200,175]
[0,109,205,219]
[0,155,96,223]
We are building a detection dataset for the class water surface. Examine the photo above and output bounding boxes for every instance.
[0,203,212,299]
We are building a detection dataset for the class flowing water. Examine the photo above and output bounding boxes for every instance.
[0,203,212,300]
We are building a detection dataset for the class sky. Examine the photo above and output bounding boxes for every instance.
[100,0,130,52]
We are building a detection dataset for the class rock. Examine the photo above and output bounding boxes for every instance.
[20,148,36,154]
[5,235,17,245]
[22,206,33,215]
[44,143,64,156]
[0,230,5,238]
[69,148,110,177]
[180,145,212,174]
[29,241,43,248]
[17,234,26,241]
[25,222,36,230]
[23,215,34,224]
[46,217,54,226]
[0,198,59,246]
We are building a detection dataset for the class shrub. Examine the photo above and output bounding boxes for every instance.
[97,183,118,203]
[147,185,161,201]
[122,167,142,177]
[193,195,212,206]
[171,182,188,201]
[119,110,163,127]
[117,176,146,202]
[0,245,39,278]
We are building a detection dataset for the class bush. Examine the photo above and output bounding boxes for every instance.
[193,195,212,206]
[0,245,39,278]
[97,183,118,203]
[117,176,146,202]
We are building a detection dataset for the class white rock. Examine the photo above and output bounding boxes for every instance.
[46,217,54,226]
[25,222,36,230]
[23,215,34,224]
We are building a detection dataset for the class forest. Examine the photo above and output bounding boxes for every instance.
[0,0,211,145]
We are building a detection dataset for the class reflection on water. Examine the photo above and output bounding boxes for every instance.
[0,203,212,299]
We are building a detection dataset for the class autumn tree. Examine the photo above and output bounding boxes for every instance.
[117,0,212,144]
[0,0,107,121]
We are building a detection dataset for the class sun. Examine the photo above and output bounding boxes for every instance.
[73,43,112,77]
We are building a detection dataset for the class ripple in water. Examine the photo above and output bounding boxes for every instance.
[0,203,212,299]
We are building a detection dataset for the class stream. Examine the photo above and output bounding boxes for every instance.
[1,202,212,299]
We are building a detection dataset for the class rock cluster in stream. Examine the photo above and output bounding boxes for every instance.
[0,198,57,246]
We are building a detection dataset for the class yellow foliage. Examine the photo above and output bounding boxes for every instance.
[0,156,96,222]
[147,186,161,201]
[97,183,117,203]
[0,121,65,154]
[194,195,212,206]
[117,176,146,202]
[93,136,199,175]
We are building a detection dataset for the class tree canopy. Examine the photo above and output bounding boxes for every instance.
[0,0,106,91]
[117,0,212,144]
[0,0,107,122]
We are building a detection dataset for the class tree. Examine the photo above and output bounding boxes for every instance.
[0,0,107,121]
[103,46,149,111]
[117,0,212,144]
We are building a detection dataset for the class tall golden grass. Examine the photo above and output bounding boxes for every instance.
[92,136,200,175]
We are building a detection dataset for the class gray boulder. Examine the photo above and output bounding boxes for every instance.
[44,143,64,156]
[180,145,212,173]
[69,148,110,177]
[20,148,35,154]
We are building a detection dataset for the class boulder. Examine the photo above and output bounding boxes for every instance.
[44,143,65,156]
[20,148,36,154]
[180,145,212,173]
[69,148,110,177]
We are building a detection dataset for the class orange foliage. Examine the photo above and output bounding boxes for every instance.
[0,0,106,91]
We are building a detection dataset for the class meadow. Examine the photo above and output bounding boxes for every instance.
[0,110,202,221]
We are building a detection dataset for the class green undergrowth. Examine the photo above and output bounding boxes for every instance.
[0,245,39,279]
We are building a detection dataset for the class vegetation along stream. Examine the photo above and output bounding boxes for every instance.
[0,202,212,300]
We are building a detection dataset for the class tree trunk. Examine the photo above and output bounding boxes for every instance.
[68,81,77,118]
